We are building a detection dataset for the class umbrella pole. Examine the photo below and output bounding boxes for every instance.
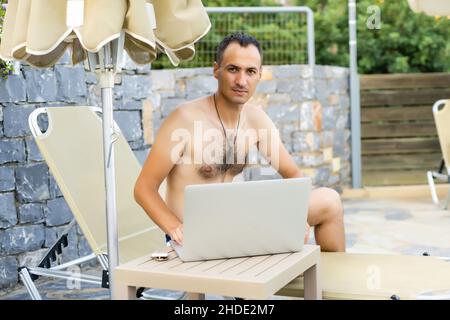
[99,71,119,298]
[87,32,124,300]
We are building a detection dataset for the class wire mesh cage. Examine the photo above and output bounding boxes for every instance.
[152,10,308,69]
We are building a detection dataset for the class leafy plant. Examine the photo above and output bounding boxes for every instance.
[297,0,450,73]
[0,0,13,79]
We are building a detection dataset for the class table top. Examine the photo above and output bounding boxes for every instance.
[115,244,320,299]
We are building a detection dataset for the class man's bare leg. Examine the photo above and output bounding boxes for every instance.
[307,187,346,252]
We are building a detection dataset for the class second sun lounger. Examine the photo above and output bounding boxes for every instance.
[427,99,450,210]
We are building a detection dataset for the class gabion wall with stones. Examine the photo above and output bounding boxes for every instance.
[0,53,152,290]
[0,61,350,291]
[146,65,350,187]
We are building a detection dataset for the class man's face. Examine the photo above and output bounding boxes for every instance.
[213,42,262,105]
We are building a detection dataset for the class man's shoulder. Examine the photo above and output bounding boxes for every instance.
[244,104,273,128]
[163,103,195,128]
[166,96,209,121]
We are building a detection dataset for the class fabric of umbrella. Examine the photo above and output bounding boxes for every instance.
[407,0,450,16]
[0,0,210,67]
[0,0,210,298]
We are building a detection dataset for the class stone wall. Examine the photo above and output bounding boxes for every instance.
[146,65,351,187]
[0,61,350,291]
[0,54,152,290]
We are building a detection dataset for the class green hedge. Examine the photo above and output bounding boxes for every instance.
[297,0,450,74]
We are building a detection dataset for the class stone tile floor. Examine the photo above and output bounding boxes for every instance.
[1,194,449,300]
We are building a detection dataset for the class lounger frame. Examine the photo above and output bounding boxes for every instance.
[427,99,450,210]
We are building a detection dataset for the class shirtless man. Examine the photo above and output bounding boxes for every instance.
[134,33,346,252]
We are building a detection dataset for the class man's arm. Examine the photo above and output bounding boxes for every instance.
[134,107,187,244]
[255,108,303,179]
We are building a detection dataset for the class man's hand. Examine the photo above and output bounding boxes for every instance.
[304,222,311,244]
[169,224,183,246]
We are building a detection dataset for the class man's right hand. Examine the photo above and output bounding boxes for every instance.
[304,222,311,244]
[169,224,183,246]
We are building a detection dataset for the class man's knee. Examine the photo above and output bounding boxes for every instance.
[317,187,343,220]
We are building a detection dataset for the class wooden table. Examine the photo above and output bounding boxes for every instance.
[113,244,321,300]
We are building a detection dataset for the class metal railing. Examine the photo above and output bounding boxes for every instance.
[153,6,315,69]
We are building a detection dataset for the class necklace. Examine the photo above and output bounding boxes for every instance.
[212,94,241,172]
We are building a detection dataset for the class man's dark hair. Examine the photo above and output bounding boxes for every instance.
[215,32,263,66]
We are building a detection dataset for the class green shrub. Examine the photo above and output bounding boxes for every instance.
[0,0,13,78]
[294,0,449,73]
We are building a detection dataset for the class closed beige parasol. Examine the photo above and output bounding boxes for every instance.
[0,0,210,67]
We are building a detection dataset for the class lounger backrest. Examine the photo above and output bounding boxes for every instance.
[30,106,165,264]
[433,100,450,173]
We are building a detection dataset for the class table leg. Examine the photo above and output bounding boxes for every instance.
[185,292,206,300]
[113,283,137,300]
[304,263,322,300]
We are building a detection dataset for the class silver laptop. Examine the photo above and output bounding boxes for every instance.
[170,177,311,262]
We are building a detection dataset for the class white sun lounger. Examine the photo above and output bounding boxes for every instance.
[21,106,165,299]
